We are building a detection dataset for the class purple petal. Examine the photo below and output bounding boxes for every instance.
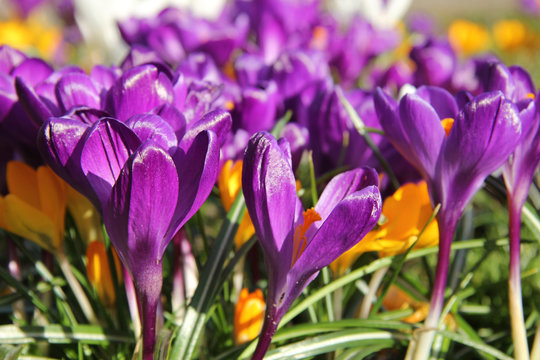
[153,104,187,139]
[415,86,458,119]
[106,64,174,121]
[289,185,381,294]
[125,113,178,150]
[444,92,521,175]
[180,109,232,150]
[242,132,297,274]
[374,88,411,159]
[11,58,53,87]
[104,142,178,275]
[163,130,220,252]
[236,81,278,133]
[80,118,141,208]
[15,77,53,126]
[38,116,93,199]
[55,73,101,113]
[315,167,379,222]
[0,46,26,73]
[509,66,536,100]
[435,91,521,208]
[398,93,446,178]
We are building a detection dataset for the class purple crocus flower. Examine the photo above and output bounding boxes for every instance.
[242,132,382,359]
[374,87,522,358]
[39,114,223,359]
[410,38,456,89]
[481,61,539,358]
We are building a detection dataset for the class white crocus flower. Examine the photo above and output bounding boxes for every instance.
[327,0,412,29]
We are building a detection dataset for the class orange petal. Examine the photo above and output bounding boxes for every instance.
[7,161,40,210]
[234,288,265,345]
[37,166,66,244]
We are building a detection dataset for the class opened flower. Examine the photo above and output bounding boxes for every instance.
[242,132,382,359]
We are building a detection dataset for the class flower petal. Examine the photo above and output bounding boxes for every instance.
[164,130,220,251]
[125,113,178,150]
[38,116,91,196]
[398,93,446,179]
[104,142,179,275]
[55,73,101,114]
[179,109,232,150]
[287,185,381,303]
[242,132,298,274]
[2,194,59,251]
[291,185,381,277]
[106,65,174,121]
[315,167,379,222]
[80,118,141,209]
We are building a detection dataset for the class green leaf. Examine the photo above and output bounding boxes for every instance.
[0,324,133,345]
[0,344,24,360]
[168,192,246,359]
[262,329,405,360]
[437,330,513,360]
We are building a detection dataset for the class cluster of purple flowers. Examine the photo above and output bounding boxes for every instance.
[1,1,539,359]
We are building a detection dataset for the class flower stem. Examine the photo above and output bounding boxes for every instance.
[531,321,540,360]
[360,266,388,319]
[134,263,163,360]
[508,199,529,360]
[252,305,279,360]
[56,251,99,325]
[410,213,457,360]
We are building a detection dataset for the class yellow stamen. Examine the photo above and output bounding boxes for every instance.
[225,100,235,111]
[526,93,536,100]
[291,208,321,268]
[441,118,454,137]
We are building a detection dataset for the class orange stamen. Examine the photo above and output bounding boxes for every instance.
[526,93,536,100]
[291,208,321,268]
[441,118,454,137]
[310,26,328,50]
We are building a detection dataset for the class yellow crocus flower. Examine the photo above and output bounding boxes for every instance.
[331,181,438,276]
[218,160,255,249]
[0,13,61,59]
[234,288,265,345]
[447,19,490,55]
[493,19,527,51]
[0,161,66,253]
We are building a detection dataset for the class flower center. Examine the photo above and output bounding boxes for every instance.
[441,118,454,137]
[291,208,321,268]
[526,92,536,100]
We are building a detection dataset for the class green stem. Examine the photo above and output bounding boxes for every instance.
[360,266,388,319]
[57,251,99,325]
